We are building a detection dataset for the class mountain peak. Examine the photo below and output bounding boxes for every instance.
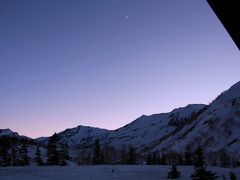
[0,128,19,137]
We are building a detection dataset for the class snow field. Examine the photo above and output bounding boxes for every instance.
[0,165,239,180]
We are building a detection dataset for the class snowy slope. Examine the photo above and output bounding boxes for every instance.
[153,81,240,158]
[58,125,109,148]
[101,104,206,151]
[36,125,109,152]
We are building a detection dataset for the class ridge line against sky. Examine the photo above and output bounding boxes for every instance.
[0,0,240,138]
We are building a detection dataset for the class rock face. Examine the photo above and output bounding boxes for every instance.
[2,81,240,159]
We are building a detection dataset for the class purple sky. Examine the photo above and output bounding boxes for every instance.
[0,0,240,138]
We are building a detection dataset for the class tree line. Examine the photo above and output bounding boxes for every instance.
[1,134,238,179]
[0,133,69,166]
[77,140,139,165]
[0,136,30,166]
[0,134,238,170]
[77,142,236,168]
[167,147,237,180]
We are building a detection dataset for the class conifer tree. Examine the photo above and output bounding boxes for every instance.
[0,149,11,167]
[220,151,230,167]
[5,151,12,166]
[191,147,217,180]
[0,138,11,166]
[47,133,60,165]
[92,139,103,165]
[126,147,137,165]
[87,152,92,165]
[184,146,193,165]
[58,151,67,166]
[102,146,115,164]
[168,164,181,179]
[152,151,160,165]
[58,144,67,166]
[11,146,18,166]
[159,152,167,165]
[19,143,29,166]
[230,172,237,180]
[119,145,127,164]
[146,153,153,165]
[62,143,69,161]
[179,154,184,165]
[35,145,43,166]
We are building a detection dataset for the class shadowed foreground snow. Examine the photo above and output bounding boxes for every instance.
[0,165,239,180]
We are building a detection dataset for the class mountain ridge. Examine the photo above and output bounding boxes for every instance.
[1,81,240,160]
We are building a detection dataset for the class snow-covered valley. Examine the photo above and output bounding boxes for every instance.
[0,165,239,180]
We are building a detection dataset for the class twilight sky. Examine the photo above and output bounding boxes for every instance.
[0,0,240,138]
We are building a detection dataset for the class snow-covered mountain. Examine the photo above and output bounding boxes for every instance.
[153,81,240,158]
[2,81,240,160]
[36,104,205,150]
[101,104,206,151]
[36,126,109,148]
[0,129,31,140]
[0,129,19,137]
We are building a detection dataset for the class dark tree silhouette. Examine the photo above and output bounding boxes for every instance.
[62,143,69,161]
[159,152,167,165]
[177,153,184,165]
[47,133,60,165]
[191,147,217,180]
[184,146,193,165]
[58,144,67,166]
[146,153,153,165]
[230,172,237,180]
[126,147,137,165]
[77,149,91,165]
[92,139,103,165]
[168,164,181,179]
[0,148,11,167]
[11,146,18,166]
[119,145,127,164]
[146,151,160,165]
[102,145,115,164]
[19,143,29,166]
[152,151,160,165]
[35,145,43,166]
[0,137,11,166]
[220,151,230,167]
